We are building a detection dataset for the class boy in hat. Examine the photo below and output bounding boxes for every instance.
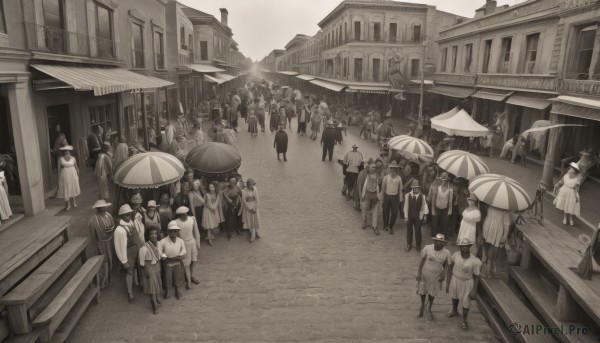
[342,144,363,199]
[446,238,482,330]
[274,124,289,161]
[114,204,144,303]
[416,233,451,321]
[158,223,186,299]
[381,161,403,234]
[88,200,115,288]
[404,180,429,252]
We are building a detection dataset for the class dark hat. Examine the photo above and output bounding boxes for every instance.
[456,238,474,246]
[352,144,358,149]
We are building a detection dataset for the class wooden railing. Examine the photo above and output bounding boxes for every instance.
[477,74,556,91]
[559,78,600,96]
[178,49,192,65]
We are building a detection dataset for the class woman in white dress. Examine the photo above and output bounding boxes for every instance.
[554,162,582,226]
[482,206,510,277]
[0,170,12,224]
[57,146,80,211]
[457,196,481,252]
[202,182,223,246]
[242,179,260,242]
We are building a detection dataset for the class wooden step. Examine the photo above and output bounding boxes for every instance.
[475,293,516,343]
[32,255,103,343]
[480,277,548,343]
[3,330,39,343]
[510,267,599,343]
[29,259,82,321]
[0,237,88,334]
[49,286,99,343]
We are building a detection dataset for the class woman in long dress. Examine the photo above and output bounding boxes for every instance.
[457,196,481,252]
[94,144,113,201]
[57,146,80,211]
[310,107,322,140]
[202,182,222,245]
[242,179,260,242]
[416,234,451,321]
[446,238,482,330]
[247,101,258,136]
[173,208,201,289]
[138,227,163,314]
[157,192,173,237]
[222,176,242,240]
[482,206,510,277]
[554,162,582,226]
[188,179,205,230]
[143,200,162,240]
[88,200,115,289]
[0,170,12,224]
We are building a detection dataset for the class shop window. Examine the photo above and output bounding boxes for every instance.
[373,58,380,81]
[354,21,361,41]
[0,1,5,34]
[373,23,381,41]
[464,43,473,73]
[354,58,363,80]
[521,33,540,74]
[411,59,420,78]
[499,37,512,73]
[153,30,165,70]
[389,23,397,42]
[89,104,115,136]
[574,25,597,79]
[440,48,448,72]
[451,46,458,73]
[482,39,492,73]
[131,21,145,68]
[413,25,422,42]
[42,0,65,53]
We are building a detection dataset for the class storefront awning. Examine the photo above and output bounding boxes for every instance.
[471,90,512,102]
[550,96,600,121]
[296,74,316,81]
[203,74,225,84]
[187,64,226,73]
[279,71,299,76]
[31,64,173,96]
[309,79,346,92]
[216,73,235,82]
[506,96,552,110]
[346,85,390,94]
[428,86,473,99]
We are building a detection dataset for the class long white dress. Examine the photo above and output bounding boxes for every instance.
[242,187,260,230]
[57,156,80,199]
[554,174,581,216]
[457,207,481,244]
[0,171,12,221]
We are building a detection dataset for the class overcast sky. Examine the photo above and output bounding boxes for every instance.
[179,0,524,61]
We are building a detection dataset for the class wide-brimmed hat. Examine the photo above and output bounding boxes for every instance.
[166,222,181,231]
[175,206,189,215]
[432,233,448,243]
[440,172,449,180]
[118,204,134,215]
[92,199,111,209]
[130,194,142,204]
[352,144,358,149]
[456,238,474,246]
[59,145,73,151]
[366,158,376,166]
[389,161,400,169]
[569,162,581,173]
[246,178,256,185]
[147,200,157,208]
[327,120,334,125]
[467,195,478,202]
[410,180,421,188]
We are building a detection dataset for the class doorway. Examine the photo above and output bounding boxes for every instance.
[46,104,71,189]
[0,95,21,196]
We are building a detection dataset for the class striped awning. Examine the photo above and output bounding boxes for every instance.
[216,73,235,82]
[279,71,299,76]
[203,74,225,84]
[310,79,346,92]
[428,86,473,99]
[188,64,226,73]
[296,74,316,81]
[471,90,512,102]
[506,96,552,110]
[31,64,173,96]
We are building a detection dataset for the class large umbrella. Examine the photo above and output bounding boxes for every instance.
[469,174,532,211]
[387,135,434,160]
[436,150,490,180]
[113,152,185,189]
[186,142,241,175]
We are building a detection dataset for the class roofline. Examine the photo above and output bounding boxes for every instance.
[318,0,430,28]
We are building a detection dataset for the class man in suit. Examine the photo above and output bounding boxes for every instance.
[404,180,429,252]
[321,120,337,162]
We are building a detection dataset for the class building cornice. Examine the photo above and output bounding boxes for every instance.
[318,1,428,28]
[0,47,32,62]
[29,51,125,67]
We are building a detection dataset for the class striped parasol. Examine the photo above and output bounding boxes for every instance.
[113,152,185,189]
[469,174,532,211]
[186,142,241,175]
[436,150,490,180]
[387,135,434,159]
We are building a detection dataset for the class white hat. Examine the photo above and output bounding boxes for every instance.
[60,145,73,151]
[147,200,157,208]
[175,206,189,214]
[92,199,112,209]
[118,204,134,216]
[167,220,181,230]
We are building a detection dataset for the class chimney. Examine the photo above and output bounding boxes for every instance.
[219,8,228,27]
[484,0,497,15]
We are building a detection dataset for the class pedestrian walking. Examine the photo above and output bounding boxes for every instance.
[404,180,429,252]
[381,161,403,234]
[270,106,280,133]
[431,172,453,237]
[446,238,482,330]
[193,120,205,147]
[173,207,201,288]
[88,200,115,289]
[456,196,481,249]
[360,162,381,235]
[114,204,144,303]
[139,227,163,314]
[222,176,242,239]
[158,224,185,300]
[341,144,363,200]
[94,143,113,201]
[286,100,295,130]
[481,206,510,277]
[202,182,223,245]
[354,158,372,211]
[256,100,266,133]
[242,179,261,242]
[230,91,241,130]
[57,146,80,211]
[274,124,289,161]
[248,99,259,136]
[297,96,309,135]
[143,200,162,240]
[310,105,321,140]
[279,103,287,129]
[553,162,582,226]
[87,125,103,168]
[321,120,337,162]
[416,233,451,321]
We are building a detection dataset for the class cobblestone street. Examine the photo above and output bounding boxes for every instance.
[70,118,497,342]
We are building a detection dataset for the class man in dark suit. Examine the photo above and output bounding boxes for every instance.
[274,124,288,161]
[403,180,429,252]
[321,120,337,162]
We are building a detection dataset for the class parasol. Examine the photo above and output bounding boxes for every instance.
[186,142,241,175]
[436,150,490,180]
[469,174,532,211]
[387,135,434,160]
[113,152,185,189]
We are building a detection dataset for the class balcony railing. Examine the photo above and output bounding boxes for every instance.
[559,76,600,96]
[25,22,117,60]
[433,73,477,86]
[477,73,556,92]
[178,49,193,65]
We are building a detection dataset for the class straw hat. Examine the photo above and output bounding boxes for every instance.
[410,180,421,188]
[175,206,189,215]
[456,238,474,246]
[569,162,581,173]
[118,204,134,216]
[467,195,478,202]
[59,145,73,151]
[432,233,448,243]
[147,200,157,208]
[92,199,111,209]
[366,158,375,166]
[440,172,449,180]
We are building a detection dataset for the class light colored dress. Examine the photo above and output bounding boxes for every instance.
[113,143,129,167]
[202,192,222,230]
[482,207,510,247]
[417,244,451,297]
[94,152,112,200]
[554,174,581,215]
[457,207,481,244]
[0,172,12,221]
[448,252,482,309]
[57,156,80,199]
[242,187,260,230]
[139,241,163,295]
[175,217,199,266]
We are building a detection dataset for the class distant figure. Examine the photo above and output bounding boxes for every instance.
[274,124,289,162]
[94,143,113,201]
[242,179,261,242]
[321,120,337,162]
[87,124,103,168]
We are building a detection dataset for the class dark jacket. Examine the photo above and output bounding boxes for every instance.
[321,127,337,147]
[274,130,288,153]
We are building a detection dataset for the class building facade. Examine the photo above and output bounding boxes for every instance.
[275,34,310,72]
[298,32,322,75]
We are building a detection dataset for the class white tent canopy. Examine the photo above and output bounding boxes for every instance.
[431,106,459,122]
[431,109,489,137]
